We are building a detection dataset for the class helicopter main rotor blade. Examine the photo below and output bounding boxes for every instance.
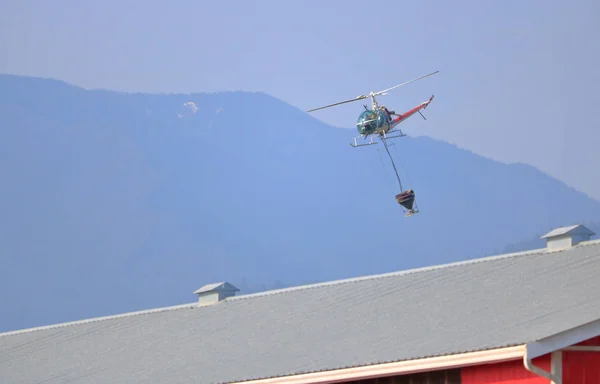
[306,95,369,112]
[373,71,439,96]
[306,70,438,113]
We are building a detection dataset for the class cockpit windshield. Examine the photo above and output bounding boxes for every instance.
[357,110,377,134]
[356,109,390,134]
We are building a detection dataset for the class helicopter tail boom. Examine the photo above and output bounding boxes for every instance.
[390,94,435,126]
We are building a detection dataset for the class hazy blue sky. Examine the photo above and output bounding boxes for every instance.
[1,0,599,199]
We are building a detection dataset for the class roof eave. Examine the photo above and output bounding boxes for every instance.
[234,345,526,384]
[237,317,600,384]
[526,317,600,360]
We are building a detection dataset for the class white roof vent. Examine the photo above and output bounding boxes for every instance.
[541,224,596,250]
[194,282,240,306]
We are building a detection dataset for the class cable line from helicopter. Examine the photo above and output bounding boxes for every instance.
[390,140,415,193]
[380,135,403,192]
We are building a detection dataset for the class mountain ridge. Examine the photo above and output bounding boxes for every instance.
[1,73,599,332]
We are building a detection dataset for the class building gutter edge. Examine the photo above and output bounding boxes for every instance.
[235,345,525,384]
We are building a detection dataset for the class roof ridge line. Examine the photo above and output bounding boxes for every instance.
[0,302,198,338]
[228,245,554,301]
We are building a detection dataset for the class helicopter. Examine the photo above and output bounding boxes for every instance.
[306,71,439,217]
[306,71,438,148]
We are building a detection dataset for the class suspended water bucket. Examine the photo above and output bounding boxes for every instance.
[395,189,418,217]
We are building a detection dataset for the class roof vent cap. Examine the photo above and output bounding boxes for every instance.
[541,224,596,250]
[194,282,240,306]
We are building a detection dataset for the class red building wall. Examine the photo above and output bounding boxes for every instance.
[562,336,600,384]
[460,336,600,384]
[461,355,550,384]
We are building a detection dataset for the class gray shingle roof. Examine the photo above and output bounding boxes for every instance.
[2,240,600,384]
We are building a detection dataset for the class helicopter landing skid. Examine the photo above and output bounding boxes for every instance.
[349,136,377,148]
[349,131,407,148]
[381,129,407,141]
